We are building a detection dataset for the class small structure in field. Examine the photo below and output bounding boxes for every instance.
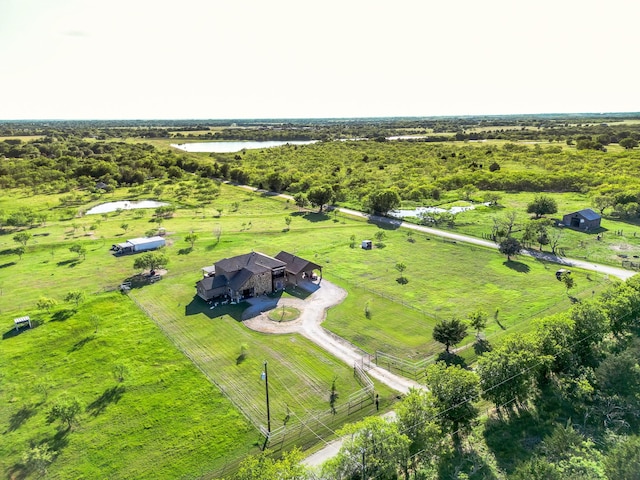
[562,209,601,231]
[111,236,166,255]
[361,240,372,250]
[13,316,32,331]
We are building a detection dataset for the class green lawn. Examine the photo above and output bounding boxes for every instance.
[0,181,622,477]
[0,294,255,479]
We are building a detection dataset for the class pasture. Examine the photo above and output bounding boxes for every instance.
[0,179,625,477]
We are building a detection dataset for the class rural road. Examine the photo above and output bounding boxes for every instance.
[233,182,635,281]
[233,183,635,467]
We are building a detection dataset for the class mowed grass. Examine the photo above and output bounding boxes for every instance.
[0,293,255,479]
[440,191,640,266]
[128,271,378,430]
[323,230,612,359]
[0,181,618,477]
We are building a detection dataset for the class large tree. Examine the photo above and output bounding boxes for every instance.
[395,388,443,477]
[527,194,558,219]
[13,232,31,246]
[432,317,468,353]
[324,416,409,480]
[365,188,401,215]
[424,362,479,437]
[133,252,169,273]
[307,185,333,212]
[477,335,545,411]
[499,236,522,260]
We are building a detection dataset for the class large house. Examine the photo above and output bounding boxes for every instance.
[196,251,322,302]
[562,208,601,231]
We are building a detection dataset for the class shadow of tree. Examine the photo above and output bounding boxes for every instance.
[474,338,493,355]
[205,241,220,251]
[0,261,16,269]
[7,405,36,432]
[437,445,500,480]
[177,247,192,255]
[86,385,126,417]
[51,309,76,322]
[503,260,530,273]
[302,212,329,223]
[56,259,78,268]
[396,277,408,285]
[436,351,468,368]
[69,335,95,353]
[483,409,552,475]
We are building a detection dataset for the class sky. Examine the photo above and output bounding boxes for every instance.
[1,0,639,120]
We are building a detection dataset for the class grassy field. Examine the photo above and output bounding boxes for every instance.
[0,179,628,477]
[0,293,256,479]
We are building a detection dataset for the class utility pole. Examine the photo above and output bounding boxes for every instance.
[261,361,271,450]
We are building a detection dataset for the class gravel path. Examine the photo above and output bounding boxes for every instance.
[242,280,422,393]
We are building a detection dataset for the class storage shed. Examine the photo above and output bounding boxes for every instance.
[361,240,372,250]
[562,209,601,231]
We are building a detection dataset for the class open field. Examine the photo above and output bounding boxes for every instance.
[0,293,255,479]
[0,179,632,477]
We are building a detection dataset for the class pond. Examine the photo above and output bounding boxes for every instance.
[86,200,169,215]
[389,203,488,219]
[171,140,318,153]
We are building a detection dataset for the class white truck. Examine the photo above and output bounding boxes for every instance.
[112,236,166,255]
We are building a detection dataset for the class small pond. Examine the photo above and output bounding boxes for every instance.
[86,200,168,215]
[389,203,489,219]
[171,140,318,153]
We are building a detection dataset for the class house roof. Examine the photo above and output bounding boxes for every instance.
[571,208,601,221]
[275,251,322,275]
[229,268,255,291]
[215,252,286,275]
[198,274,228,292]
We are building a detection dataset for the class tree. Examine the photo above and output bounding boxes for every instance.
[477,335,544,411]
[483,191,502,206]
[468,309,488,337]
[184,232,198,249]
[432,317,468,354]
[112,363,129,382]
[619,137,639,150]
[499,236,522,260]
[365,188,401,215]
[236,448,309,480]
[395,388,443,477]
[293,192,308,210]
[307,185,333,212]
[560,271,575,295]
[592,195,615,215]
[284,216,292,231]
[37,296,58,312]
[120,222,129,233]
[213,225,222,243]
[69,243,87,260]
[133,252,168,273]
[90,314,100,333]
[15,245,25,260]
[49,396,82,429]
[604,436,640,480]
[13,232,31,247]
[22,444,55,477]
[395,262,407,283]
[527,195,558,218]
[424,362,479,437]
[324,416,409,480]
[64,290,85,307]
